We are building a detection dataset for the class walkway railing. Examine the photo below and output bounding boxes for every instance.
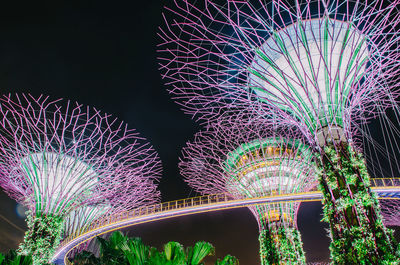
[54,178,400,264]
[371,178,400,187]
[58,193,233,249]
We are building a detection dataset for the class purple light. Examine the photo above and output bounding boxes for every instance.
[158,0,400,145]
[159,1,400,262]
[0,94,162,259]
[380,199,400,227]
[180,114,317,263]
[0,94,162,217]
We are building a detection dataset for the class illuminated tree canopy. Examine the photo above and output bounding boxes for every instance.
[180,115,317,264]
[159,0,400,144]
[0,94,162,264]
[159,0,400,263]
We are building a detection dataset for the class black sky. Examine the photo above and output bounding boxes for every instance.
[1,0,391,263]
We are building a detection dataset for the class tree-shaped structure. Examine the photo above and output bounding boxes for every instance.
[180,116,316,264]
[0,94,162,264]
[159,1,400,262]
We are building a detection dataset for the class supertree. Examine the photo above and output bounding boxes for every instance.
[180,115,317,264]
[0,94,162,264]
[159,0,400,263]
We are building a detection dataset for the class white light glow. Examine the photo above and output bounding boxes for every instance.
[64,205,110,236]
[249,19,368,125]
[230,159,307,197]
[21,152,99,214]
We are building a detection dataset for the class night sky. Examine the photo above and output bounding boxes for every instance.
[0,0,395,264]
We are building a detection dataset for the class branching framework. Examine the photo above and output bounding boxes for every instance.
[0,94,162,264]
[380,199,400,227]
[159,1,400,263]
[180,115,317,265]
[159,0,400,142]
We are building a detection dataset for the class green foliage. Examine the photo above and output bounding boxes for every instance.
[97,232,131,264]
[315,144,399,264]
[18,212,63,265]
[149,241,186,265]
[258,228,278,264]
[71,231,238,265]
[161,242,185,264]
[258,226,305,265]
[186,241,215,265]
[122,238,155,265]
[0,250,33,265]
[215,255,239,265]
[72,251,98,265]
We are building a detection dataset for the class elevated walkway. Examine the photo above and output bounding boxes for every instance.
[52,178,400,264]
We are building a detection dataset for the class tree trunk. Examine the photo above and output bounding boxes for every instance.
[18,212,64,265]
[259,222,305,265]
[316,143,397,264]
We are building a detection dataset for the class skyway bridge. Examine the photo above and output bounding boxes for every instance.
[52,178,400,264]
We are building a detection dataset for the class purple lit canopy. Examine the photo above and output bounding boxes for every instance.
[180,114,318,263]
[159,0,400,146]
[0,94,162,219]
[180,115,317,228]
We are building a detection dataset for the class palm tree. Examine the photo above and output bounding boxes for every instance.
[149,242,186,265]
[215,255,239,265]
[150,241,215,265]
[71,231,239,265]
[0,250,33,265]
[186,241,215,265]
[70,251,98,265]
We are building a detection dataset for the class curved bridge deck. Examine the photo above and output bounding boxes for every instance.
[52,178,400,264]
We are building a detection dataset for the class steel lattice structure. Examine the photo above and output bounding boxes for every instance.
[0,94,162,264]
[62,205,111,257]
[159,1,400,263]
[380,199,400,227]
[180,115,317,264]
[159,0,400,144]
